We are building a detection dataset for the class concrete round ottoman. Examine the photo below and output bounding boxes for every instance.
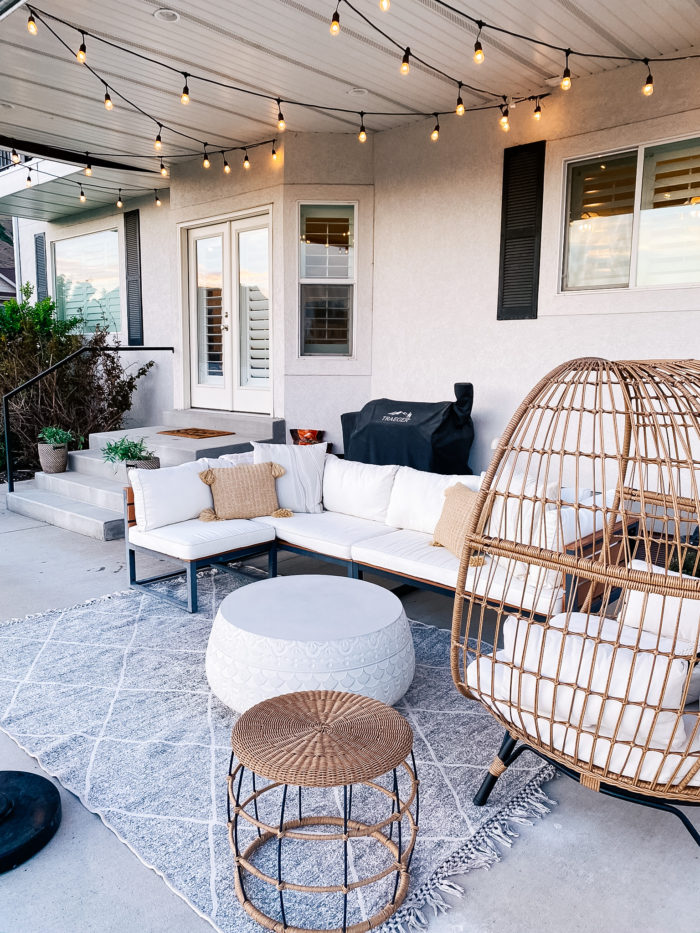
[205,574,415,712]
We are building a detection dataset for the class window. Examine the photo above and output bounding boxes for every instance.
[563,136,700,291]
[53,229,121,331]
[299,204,354,356]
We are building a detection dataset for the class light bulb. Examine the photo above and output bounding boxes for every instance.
[25,172,32,188]
[116,190,123,208]
[84,162,92,176]
[456,93,465,116]
[358,113,366,142]
[533,100,542,120]
[400,48,410,74]
[473,40,484,64]
[160,160,168,176]
[561,53,571,91]
[499,106,509,127]
[154,191,162,206]
[501,120,510,132]
[643,71,654,96]
[202,149,210,169]
[79,187,86,203]
[181,76,190,104]
[243,151,250,170]
[154,130,162,150]
[271,146,278,160]
[11,148,20,164]
[223,157,231,174]
[27,12,37,34]
[277,100,286,131]
[379,0,390,9]
[104,90,113,110]
[330,10,340,35]
[430,116,440,141]
[77,35,86,63]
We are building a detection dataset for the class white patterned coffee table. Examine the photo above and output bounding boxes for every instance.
[205,574,415,712]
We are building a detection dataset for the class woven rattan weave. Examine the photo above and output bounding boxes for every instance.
[450,358,700,840]
[228,690,419,932]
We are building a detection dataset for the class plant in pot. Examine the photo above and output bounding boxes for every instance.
[37,426,74,474]
[102,437,160,472]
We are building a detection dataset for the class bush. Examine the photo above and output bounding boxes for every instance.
[1,284,154,474]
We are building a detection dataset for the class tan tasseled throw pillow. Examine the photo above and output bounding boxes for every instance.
[198,463,293,521]
[432,482,485,565]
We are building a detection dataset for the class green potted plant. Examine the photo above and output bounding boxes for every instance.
[102,436,160,472]
[37,426,74,474]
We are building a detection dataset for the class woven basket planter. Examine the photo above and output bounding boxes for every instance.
[125,457,160,471]
[37,442,68,474]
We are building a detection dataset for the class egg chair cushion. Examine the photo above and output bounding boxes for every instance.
[621,559,700,647]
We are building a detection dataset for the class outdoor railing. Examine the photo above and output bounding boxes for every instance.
[2,345,174,493]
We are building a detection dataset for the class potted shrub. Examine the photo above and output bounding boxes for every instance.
[37,426,74,474]
[102,437,160,471]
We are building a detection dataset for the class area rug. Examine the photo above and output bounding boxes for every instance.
[0,570,555,932]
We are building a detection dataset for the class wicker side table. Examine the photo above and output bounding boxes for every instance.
[228,690,419,933]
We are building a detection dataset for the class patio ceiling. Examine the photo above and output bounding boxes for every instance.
[1,0,700,183]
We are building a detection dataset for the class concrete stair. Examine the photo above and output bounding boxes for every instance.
[6,410,286,540]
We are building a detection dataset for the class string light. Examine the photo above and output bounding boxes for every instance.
[430,114,440,141]
[180,73,190,104]
[379,0,390,9]
[11,148,20,164]
[473,23,484,64]
[499,102,510,131]
[455,82,465,116]
[84,159,92,176]
[276,99,286,131]
[104,87,113,110]
[159,159,168,176]
[202,146,210,169]
[27,11,37,34]
[154,127,162,150]
[25,170,32,188]
[330,8,340,35]
[154,190,162,206]
[223,154,231,173]
[642,60,654,96]
[533,97,542,120]
[561,50,572,90]
[400,47,410,74]
[79,186,86,202]
[76,32,86,63]
[271,143,278,160]
[243,150,250,169]
[358,112,367,142]
[116,189,123,208]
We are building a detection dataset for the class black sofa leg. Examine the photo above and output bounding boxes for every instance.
[186,563,198,613]
[268,546,278,578]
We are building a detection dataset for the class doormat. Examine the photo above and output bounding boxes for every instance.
[158,428,235,439]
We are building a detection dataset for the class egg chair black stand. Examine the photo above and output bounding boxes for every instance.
[0,771,62,873]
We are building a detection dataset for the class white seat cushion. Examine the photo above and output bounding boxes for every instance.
[352,530,564,613]
[322,456,398,522]
[256,511,394,560]
[129,518,274,561]
[385,466,481,535]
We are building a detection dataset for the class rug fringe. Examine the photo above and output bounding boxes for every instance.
[384,768,558,932]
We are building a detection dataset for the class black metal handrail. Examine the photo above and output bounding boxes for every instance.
[2,345,174,493]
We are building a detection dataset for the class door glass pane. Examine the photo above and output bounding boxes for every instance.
[637,137,700,287]
[238,228,270,388]
[54,229,120,332]
[300,284,352,355]
[195,235,224,385]
[300,205,354,278]
[563,153,637,290]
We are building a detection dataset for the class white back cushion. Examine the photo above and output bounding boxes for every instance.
[322,456,398,522]
[253,442,326,513]
[130,458,212,531]
[386,466,481,534]
[620,560,700,647]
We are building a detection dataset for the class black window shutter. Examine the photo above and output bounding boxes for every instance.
[497,140,546,321]
[34,233,48,301]
[124,209,144,345]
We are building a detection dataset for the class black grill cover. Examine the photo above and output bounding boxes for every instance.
[342,383,474,475]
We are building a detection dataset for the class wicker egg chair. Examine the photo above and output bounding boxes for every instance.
[451,358,700,844]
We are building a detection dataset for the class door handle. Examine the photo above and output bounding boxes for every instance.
[220,324,229,332]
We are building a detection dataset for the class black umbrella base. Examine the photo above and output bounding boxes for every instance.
[0,771,62,873]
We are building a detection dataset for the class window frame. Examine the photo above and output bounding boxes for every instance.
[560,131,700,295]
[297,200,358,359]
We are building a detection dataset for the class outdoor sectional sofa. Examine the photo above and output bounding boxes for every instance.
[124,449,616,614]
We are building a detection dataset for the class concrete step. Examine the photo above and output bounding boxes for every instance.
[87,425,263,466]
[34,471,125,512]
[161,409,285,441]
[7,483,124,541]
[68,450,129,482]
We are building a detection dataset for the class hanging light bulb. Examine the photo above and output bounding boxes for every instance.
[499,103,510,131]
[84,159,92,177]
[276,99,286,131]
[202,147,210,169]
[243,150,251,170]
[160,159,168,177]
[77,32,87,63]
[358,112,367,143]
[400,47,410,75]
[104,88,113,110]
[27,11,37,35]
[473,23,484,64]
[154,126,162,150]
[379,0,390,9]
[330,8,340,35]
[223,155,231,174]
[561,50,571,91]
[271,143,278,161]
[533,98,542,120]
[25,171,32,188]
[455,82,465,116]
[116,189,123,209]
[11,148,20,164]
[642,60,654,96]
[430,114,440,141]
[181,74,190,104]
[154,190,162,206]
[79,186,86,203]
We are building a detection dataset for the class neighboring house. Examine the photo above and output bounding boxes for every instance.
[4,56,700,471]
[0,213,16,303]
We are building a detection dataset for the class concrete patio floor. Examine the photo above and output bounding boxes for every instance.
[1,485,698,933]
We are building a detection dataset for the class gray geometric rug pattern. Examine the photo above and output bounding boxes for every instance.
[0,569,555,932]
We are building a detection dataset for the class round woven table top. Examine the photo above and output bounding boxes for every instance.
[232,690,414,787]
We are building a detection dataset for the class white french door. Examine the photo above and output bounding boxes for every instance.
[188,214,272,413]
